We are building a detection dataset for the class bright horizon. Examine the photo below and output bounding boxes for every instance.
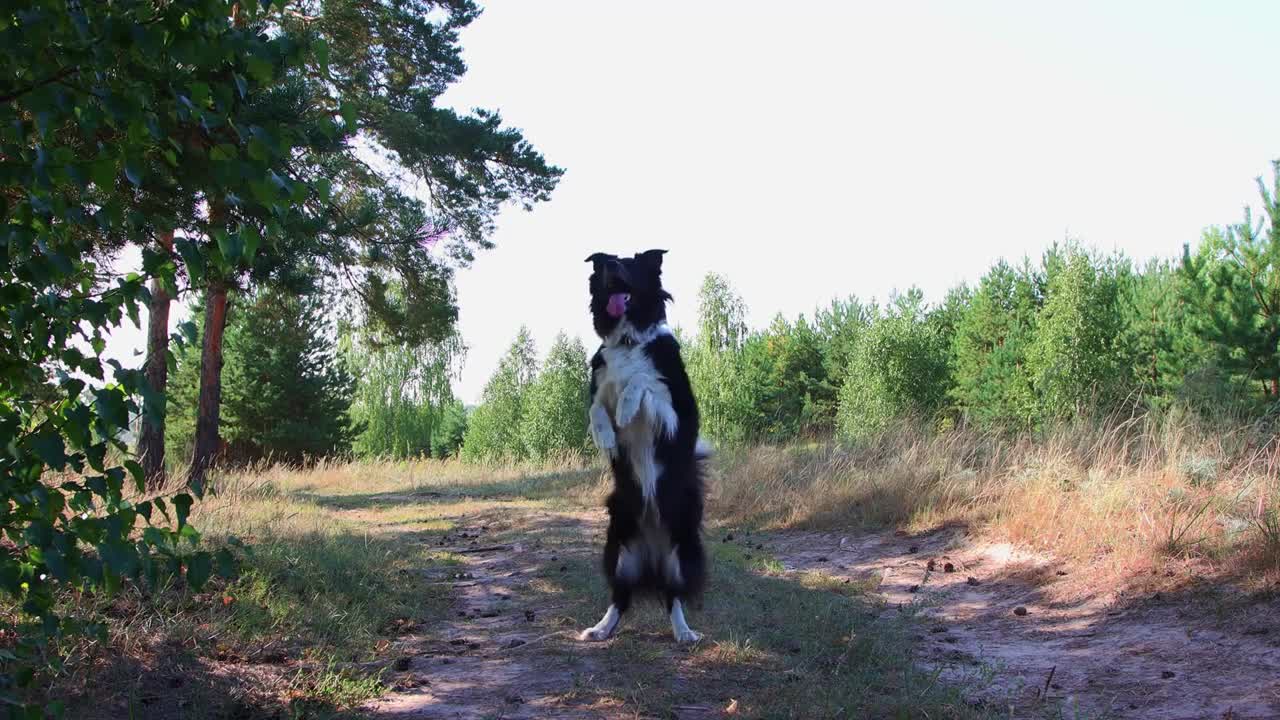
[105,1,1280,406]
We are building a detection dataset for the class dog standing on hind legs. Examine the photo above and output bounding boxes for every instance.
[579,249,710,644]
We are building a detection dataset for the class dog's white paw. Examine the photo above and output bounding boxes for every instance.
[653,397,679,438]
[578,626,615,642]
[589,402,617,453]
[590,420,616,452]
[580,605,620,642]
[669,599,701,644]
[673,627,703,644]
[615,383,646,428]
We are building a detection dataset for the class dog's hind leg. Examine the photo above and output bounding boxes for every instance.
[579,585,631,642]
[578,604,621,641]
[664,537,705,643]
[667,596,702,644]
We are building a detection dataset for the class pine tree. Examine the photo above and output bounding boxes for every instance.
[1181,162,1280,403]
[1118,258,1214,406]
[814,293,875,392]
[182,1,564,486]
[220,290,356,463]
[168,290,357,464]
[432,401,469,459]
[750,314,828,438]
[950,261,1040,429]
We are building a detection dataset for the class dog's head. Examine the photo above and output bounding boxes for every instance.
[586,249,672,342]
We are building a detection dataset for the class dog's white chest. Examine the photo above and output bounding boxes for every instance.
[595,344,652,409]
[590,340,678,506]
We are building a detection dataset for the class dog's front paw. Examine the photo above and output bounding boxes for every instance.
[615,383,646,427]
[589,402,617,453]
[673,628,703,644]
[590,418,616,453]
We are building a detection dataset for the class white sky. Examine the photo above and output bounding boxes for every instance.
[106,1,1280,406]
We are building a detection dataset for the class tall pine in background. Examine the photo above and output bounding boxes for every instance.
[221,290,356,462]
[950,260,1040,429]
[1182,162,1280,404]
[168,290,356,464]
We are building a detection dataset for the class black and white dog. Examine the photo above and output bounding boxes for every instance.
[579,249,709,644]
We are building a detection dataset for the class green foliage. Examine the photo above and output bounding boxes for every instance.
[168,290,360,464]
[1179,162,1280,404]
[814,296,875,392]
[836,290,952,441]
[744,315,830,439]
[343,319,463,460]
[1026,245,1129,420]
[519,334,591,461]
[696,273,749,352]
[950,261,1040,429]
[433,400,469,459]
[1119,258,1216,407]
[272,0,564,346]
[165,301,206,462]
[687,275,761,444]
[0,0,288,702]
[460,328,539,463]
[221,290,356,463]
[1,0,559,708]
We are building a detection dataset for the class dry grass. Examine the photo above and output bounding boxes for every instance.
[710,412,1280,591]
[39,454,605,718]
[27,415,1280,717]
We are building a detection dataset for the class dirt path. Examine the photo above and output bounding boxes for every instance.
[770,528,1280,720]
[362,509,612,719]
[360,504,1280,719]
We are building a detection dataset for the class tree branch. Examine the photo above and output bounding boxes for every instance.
[0,67,80,104]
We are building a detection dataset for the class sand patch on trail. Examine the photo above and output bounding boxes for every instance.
[361,509,629,719]
[768,528,1280,719]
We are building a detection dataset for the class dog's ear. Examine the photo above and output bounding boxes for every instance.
[637,249,667,270]
[585,252,615,268]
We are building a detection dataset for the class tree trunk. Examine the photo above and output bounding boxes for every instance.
[138,230,175,491]
[189,281,229,489]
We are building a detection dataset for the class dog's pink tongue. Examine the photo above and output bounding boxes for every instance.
[606,293,630,319]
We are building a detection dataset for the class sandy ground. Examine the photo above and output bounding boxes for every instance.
[362,509,644,719]
[363,508,1280,720]
[769,527,1280,720]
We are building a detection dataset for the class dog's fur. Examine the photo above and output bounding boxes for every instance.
[579,249,709,644]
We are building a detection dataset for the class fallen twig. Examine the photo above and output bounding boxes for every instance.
[494,629,573,654]
[443,544,512,554]
[1039,665,1056,701]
